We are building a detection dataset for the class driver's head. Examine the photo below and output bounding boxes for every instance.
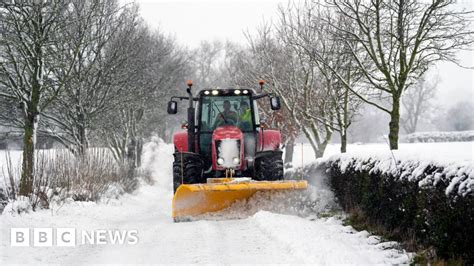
[223,100,231,112]
[241,101,249,111]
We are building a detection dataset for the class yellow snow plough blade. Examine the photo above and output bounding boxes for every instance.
[172,178,308,220]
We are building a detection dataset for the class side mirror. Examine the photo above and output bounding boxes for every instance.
[167,101,177,114]
[270,96,281,110]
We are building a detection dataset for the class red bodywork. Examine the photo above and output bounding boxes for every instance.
[173,129,281,152]
[211,126,244,170]
[173,131,188,152]
[173,127,281,171]
[258,129,281,151]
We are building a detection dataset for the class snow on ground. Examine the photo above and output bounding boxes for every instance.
[0,139,411,264]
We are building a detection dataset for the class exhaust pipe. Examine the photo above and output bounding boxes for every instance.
[186,80,195,153]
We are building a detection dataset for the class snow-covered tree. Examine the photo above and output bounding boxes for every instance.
[238,3,365,158]
[278,2,363,153]
[100,28,188,170]
[41,0,140,157]
[219,40,301,166]
[0,1,79,196]
[325,0,474,149]
[244,23,333,159]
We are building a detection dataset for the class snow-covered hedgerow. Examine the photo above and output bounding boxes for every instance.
[319,154,473,262]
[401,130,474,143]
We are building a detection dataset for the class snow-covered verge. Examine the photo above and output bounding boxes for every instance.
[401,130,474,143]
[0,139,412,264]
[315,144,474,262]
[0,148,149,215]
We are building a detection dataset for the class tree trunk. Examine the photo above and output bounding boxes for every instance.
[388,95,401,150]
[311,122,332,159]
[284,139,294,169]
[136,138,143,168]
[19,32,43,196]
[77,113,88,158]
[19,113,37,196]
[315,149,323,158]
[127,137,136,178]
[127,137,138,168]
[78,126,87,157]
[340,132,347,153]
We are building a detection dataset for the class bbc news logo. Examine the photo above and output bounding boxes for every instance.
[11,228,139,247]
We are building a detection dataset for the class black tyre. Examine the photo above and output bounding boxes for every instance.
[254,150,284,181]
[173,152,204,192]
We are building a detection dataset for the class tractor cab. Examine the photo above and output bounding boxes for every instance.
[167,81,283,189]
[197,89,258,133]
[196,89,260,173]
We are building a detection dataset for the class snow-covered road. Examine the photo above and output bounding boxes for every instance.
[0,141,410,264]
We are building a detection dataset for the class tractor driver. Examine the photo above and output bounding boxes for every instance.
[239,101,252,130]
[214,100,238,127]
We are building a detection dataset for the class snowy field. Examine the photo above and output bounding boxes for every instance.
[291,141,474,168]
[0,140,416,264]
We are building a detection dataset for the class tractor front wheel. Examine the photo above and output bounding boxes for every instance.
[173,152,204,193]
[254,150,284,181]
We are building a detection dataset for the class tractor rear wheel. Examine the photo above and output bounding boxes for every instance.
[254,150,284,181]
[173,152,204,193]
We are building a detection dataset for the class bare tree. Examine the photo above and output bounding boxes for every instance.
[221,41,302,166]
[443,101,474,131]
[190,40,224,89]
[245,23,334,159]
[279,1,363,153]
[0,1,78,196]
[325,0,474,149]
[41,0,139,157]
[101,29,188,171]
[401,74,438,134]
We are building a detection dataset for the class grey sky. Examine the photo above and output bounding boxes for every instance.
[132,0,473,109]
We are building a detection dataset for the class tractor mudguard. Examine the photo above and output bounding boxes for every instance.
[258,129,281,151]
[173,131,188,152]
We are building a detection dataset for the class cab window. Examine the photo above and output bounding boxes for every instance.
[200,95,254,132]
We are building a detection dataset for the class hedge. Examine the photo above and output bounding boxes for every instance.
[401,131,474,143]
[318,158,473,262]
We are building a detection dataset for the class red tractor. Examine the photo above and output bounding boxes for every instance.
[167,81,306,220]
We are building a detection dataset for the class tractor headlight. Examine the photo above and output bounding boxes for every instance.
[217,157,224,165]
[212,90,219,95]
[233,157,240,165]
[234,89,241,95]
